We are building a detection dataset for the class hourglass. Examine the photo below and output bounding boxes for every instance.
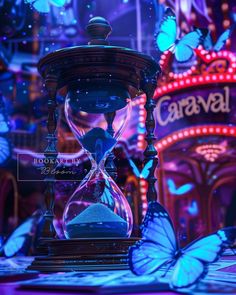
[31,16,160,272]
[63,86,133,239]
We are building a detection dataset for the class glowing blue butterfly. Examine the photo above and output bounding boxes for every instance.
[1,212,41,258]
[203,25,235,52]
[155,7,206,62]
[167,179,194,195]
[26,0,66,13]
[129,201,236,289]
[188,200,198,216]
[129,159,153,179]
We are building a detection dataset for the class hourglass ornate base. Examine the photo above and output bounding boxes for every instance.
[28,238,139,272]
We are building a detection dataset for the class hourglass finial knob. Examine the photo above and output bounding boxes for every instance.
[86,16,112,45]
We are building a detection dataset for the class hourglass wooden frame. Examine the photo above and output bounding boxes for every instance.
[31,17,160,271]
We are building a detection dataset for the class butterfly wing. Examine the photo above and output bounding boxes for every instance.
[155,7,177,52]
[213,27,234,52]
[175,29,206,62]
[140,159,154,179]
[0,137,10,164]
[203,30,213,50]
[175,183,194,195]
[167,179,176,194]
[3,214,41,257]
[129,201,177,275]
[128,159,140,178]
[26,0,50,13]
[49,0,66,6]
[171,227,236,289]
[0,114,9,133]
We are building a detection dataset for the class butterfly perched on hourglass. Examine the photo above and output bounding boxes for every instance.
[155,7,206,62]
[129,201,236,289]
[25,0,66,13]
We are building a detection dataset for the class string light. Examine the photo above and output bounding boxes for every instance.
[154,126,236,152]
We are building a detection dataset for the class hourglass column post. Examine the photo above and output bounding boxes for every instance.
[40,73,58,239]
[142,74,158,202]
[104,112,117,180]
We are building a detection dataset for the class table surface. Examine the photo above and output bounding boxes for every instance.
[0,255,235,295]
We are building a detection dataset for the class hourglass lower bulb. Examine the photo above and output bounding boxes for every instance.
[62,86,133,239]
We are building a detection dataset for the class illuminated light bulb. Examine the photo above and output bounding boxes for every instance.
[186,79,190,84]
[168,84,172,89]
[223,51,228,57]
[169,72,174,77]
[199,77,203,82]
[138,135,143,140]
[230,129,235,134]
[206,76,210,81]
[140,97,146,103]
[163,140,167,145]
[223,128,227,133]
[163,86,167,91]
[203,128,207,133]
[196,129,201,134]
[180,81,184,85]
[179,74,183,79]
[219,75,224,80]
[167,137,172,143]
[157,88,161,93]
[209,128,214,132]
[232,63,236,68]
[223,20,230,28]
[233,75,236,80]
[174,82,178,87]
[190,130,194,135]
[157,143,162,149]
[184,131,189,136]
[221,3,228,11]
[218,52,222,57]
[212,75,217,80]
[162,54,166,60]
[229,68,233,73]
[216,128,220,133]
[178,132,183,138]
[192,78,197,83]
[226,74,231,80]
[206,54,211,59]
[143,202,148,209]
[173,135,177,140]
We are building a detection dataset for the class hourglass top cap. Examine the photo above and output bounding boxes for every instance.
[37,16,160,94]
[86,17,112,45]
